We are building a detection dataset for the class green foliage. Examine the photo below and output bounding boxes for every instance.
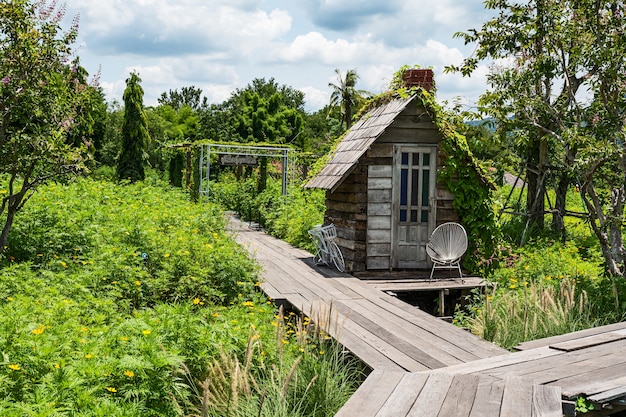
[5,178,255,305]
[117,72,150,182]
[489,240,603,291]
[575,397,595,413]
[455,239,625,349]
[254,181,325,251]
[158,86,207,111]
[190,308,362,417]
[201,78,306,147]
[0,0,93,254]
[209,174,325,252]
[0,177,357,415]
[447,0,626,276]
[234,90,303,144]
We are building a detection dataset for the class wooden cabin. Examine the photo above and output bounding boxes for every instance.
[306,69,482,273]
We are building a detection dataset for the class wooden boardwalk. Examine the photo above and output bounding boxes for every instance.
[228,217,626,416]
[229,217,505,373]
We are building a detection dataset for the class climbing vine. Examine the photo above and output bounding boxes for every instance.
[417,89,501,271]
[360,67,502,271]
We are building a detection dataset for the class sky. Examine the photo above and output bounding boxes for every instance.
[64,0,495,113]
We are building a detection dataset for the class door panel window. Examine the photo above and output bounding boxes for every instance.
[399,151,431,224]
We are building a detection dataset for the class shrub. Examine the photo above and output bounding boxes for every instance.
[0,177,357,416]
[209,174,325,252]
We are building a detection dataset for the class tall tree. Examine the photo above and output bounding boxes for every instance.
[328,68,370,130]
[117,72,150,182]
[449,0,626,275]
[0,0,93,254]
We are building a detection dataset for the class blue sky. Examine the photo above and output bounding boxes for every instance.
[65,0,495,112]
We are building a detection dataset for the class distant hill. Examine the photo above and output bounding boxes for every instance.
[466,118,497,132]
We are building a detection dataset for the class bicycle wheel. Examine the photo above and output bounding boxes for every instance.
[329,241,345,272]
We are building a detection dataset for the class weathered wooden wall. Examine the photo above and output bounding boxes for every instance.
[324,164,368,272]
[324,100,460,272]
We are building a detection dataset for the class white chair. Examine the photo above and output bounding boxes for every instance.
[426,222,468,281]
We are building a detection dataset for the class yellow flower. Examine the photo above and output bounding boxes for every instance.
[135,280,141,286]
[211,313,219,317]
[193,298,201,305]
[60,261,67,268]
[7,296,13,301]
[106,387,117,393]
[142,329,151,335]
[54,363,60,369]
[163,253,170,258]
[85,354,93,359]
[242,301,254,307]
[8,364,20,371]
[81,326,88,332]
[120,336,129,341]
[32,325,45,335]
[123,370,135,378]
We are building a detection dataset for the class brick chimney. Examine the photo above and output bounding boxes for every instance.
[402,68,434,91]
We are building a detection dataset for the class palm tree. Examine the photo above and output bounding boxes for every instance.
[328,68,370,130]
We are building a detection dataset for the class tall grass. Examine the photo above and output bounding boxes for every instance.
[178,306,363,417]
[469,279,611,350]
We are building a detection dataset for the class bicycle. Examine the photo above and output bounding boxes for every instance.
[308,224,345,272]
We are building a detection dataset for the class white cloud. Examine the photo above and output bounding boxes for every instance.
[65,0,492,111]
[299,86,329,112]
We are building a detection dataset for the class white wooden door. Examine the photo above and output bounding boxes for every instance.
[392,146,437,268]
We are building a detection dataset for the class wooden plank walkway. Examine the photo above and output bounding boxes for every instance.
[228,217,626,416]
[228,216,506,373]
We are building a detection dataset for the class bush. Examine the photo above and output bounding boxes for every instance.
[209,174,325,252]
[455,239,624,349]
[0,177,357,416]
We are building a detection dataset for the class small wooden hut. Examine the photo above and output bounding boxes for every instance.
[306,69,491,273]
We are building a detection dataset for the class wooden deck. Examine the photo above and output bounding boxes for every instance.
[228,217,626,416]
[229,216,505,373]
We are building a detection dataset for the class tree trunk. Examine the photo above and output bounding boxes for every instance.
[525,135,546,231]
[0,195,21,256]
[582,171,626,278]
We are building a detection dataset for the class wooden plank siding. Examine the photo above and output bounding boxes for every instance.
[306,95,463,272]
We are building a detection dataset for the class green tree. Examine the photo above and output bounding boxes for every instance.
[66,66,108,164]
[449,0,626,275]
[0,0,92,254]
[117,72,150,182]
[154,104,200,186]
[201,78,305,145]
[158,86,207,111]
[328,68,370,130]
[97,100,123,167]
